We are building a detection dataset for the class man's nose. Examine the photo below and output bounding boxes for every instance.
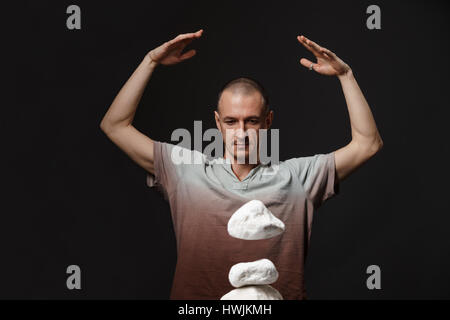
[235,127,247,139]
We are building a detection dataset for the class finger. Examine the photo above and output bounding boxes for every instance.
[174,36,199,54]
[299,57,318,71]
[167,37,195,53]
[180,37,195,47]
[181,29,203,40]
[306,38,323,54]
[320,47,337,59]
[297,35,314,52]
[306,37,337,61]
[168,34,194,46]
[299,35,327,59]
[179,49,196,61]
[297,35,322,57]
[182,29,203,39]
[168,30,203,46]
[319,49,332,60]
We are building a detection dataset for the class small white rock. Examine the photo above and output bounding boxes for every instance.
[227,200,285,240]
[220,285,283,300]
[229,259,278,288]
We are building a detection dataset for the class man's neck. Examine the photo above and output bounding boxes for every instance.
[224,153,260,182]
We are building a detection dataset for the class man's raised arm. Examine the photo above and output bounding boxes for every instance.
[297,34,384,182]
[100,29,203,175]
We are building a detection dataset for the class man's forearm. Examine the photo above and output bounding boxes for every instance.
[100,54,158,133]
[338,70,383,152]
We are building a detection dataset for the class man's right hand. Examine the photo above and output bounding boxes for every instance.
[146,29,203,66]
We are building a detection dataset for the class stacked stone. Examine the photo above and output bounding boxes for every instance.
[221,200,285,300]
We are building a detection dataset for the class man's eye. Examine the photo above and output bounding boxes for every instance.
[225,121,235,124]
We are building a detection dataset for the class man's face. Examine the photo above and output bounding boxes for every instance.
[214,90,273,164]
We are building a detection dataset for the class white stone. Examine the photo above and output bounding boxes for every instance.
[229,259,278,288]
[227,200,285,240]
[220,285,283,300]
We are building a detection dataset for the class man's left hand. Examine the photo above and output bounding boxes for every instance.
[297,35,351,77]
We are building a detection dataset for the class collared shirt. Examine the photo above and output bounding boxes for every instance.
[146,140,340,300]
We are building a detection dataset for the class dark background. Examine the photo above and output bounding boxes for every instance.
[3,0,450,299]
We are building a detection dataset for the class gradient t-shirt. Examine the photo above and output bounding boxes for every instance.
[146,140,340,300]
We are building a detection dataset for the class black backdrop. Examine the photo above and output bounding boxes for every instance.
[3,0,450,299]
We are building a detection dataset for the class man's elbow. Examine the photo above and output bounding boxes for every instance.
[100,119,114,135]
[99,116,116,133]
[368,135,384,156]
[99,120,108,133]
[354,135,383,159]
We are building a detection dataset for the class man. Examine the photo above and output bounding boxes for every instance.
[100,29,383,299]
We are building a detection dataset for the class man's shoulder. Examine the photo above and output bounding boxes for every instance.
[158,141,208,165]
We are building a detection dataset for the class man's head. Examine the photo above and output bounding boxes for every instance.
[214,77,273,164]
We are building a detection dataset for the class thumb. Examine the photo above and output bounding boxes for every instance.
[179,49,196,61]
[300,58,316,71]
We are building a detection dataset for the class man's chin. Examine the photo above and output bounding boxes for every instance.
[226,146,258,162]
[232,150,259,164]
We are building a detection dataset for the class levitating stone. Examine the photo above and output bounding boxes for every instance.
[227,200,285,240]
[220,285,283,300]
[229,259,278,288]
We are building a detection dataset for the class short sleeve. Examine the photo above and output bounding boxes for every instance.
[285,152,340,208]
[146,140,206,201]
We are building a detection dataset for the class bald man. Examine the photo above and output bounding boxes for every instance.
[100,29,383,300]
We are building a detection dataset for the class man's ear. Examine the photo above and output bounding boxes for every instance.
[265,110,273,129]
[214,110,221,130]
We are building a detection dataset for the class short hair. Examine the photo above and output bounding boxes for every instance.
[217,77,270,115]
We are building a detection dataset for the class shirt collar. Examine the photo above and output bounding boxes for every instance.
[210,157,271,182]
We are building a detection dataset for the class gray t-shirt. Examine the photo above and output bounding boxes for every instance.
[146,140,340,300]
